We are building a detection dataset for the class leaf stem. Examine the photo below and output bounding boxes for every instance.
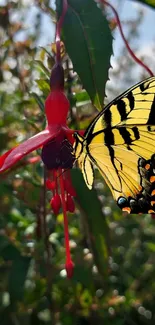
[101,0,154,77]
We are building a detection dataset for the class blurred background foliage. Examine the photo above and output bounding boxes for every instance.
[0,0,155,324]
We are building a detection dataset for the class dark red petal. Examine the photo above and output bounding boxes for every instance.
[65,260,74,278]
[66,195,75,213]
[0,126,61,172]
[50,193,61,215]
[45,90,69,125]
[64,178,76,197]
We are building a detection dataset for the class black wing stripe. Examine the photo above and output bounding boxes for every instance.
[104,128,114,146]
[127,91,135,110]
[147,95,155,124]
[132,127,140,140]
[140,81,152,92]
[104,109,112,126]
[117,99,128,121]
[118,128,132,145]
[83,155,89,186]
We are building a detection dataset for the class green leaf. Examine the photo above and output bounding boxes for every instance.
[56,0,113,110]
[71,169,110,279]
[0,236,31,301]
[0,235,20,261]
[34,60,50,77]
[145,242,155,252]
[131,0,155,8]
[35,79,50,97]
[31,92,44,112]
[8,255,31,301]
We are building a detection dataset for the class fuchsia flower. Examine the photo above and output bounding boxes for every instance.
[0,63,77,278]
[0,0,79,278]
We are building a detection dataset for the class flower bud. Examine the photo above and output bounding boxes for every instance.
[66,194,75,213]
[50,63,64,91]
[50,193,61,215]
[46,179,56,191]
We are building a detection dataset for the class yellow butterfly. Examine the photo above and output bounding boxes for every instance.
[73,77,155,214]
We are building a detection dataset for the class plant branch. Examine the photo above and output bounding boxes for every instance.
[101,0,154,77]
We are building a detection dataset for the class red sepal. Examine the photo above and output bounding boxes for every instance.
[0,126,61,172]
[45,91,69,125]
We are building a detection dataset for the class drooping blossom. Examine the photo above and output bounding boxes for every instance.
[0,61,77,277]
[0,0,77,278]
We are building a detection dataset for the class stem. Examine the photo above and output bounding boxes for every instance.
[56,0,68,63]
[43,167,53,309]
[59,169,71,263]
[101,0,154,77]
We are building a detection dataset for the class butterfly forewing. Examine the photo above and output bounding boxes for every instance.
[74,77,155,214]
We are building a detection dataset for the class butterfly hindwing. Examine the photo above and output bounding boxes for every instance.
[74,77,155,214]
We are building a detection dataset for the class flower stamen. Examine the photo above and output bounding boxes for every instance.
[59,169,74,278]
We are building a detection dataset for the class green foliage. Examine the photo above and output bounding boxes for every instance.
[56,0,113,110]
[71,169,110,279]
[0,1,155,325]
[132,0,155,8]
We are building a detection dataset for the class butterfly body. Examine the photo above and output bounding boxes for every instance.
[73,77,155,214]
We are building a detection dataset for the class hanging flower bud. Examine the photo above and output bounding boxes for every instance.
[46,179,56,191]
[50,193,61,215]
[66,194,75,213]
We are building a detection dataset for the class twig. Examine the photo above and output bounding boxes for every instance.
[100,0,154,77]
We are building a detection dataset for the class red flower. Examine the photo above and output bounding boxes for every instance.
[0,63,76,278]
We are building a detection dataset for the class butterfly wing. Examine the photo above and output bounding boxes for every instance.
[75,77,155,213]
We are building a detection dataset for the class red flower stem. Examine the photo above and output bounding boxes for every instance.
[43,167,50,260]
[59,169,72,264]
[101,0,154,77]
[43,167,53,311]
[56,0,68,63]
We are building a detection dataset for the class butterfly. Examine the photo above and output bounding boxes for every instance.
[73,77,155,214]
